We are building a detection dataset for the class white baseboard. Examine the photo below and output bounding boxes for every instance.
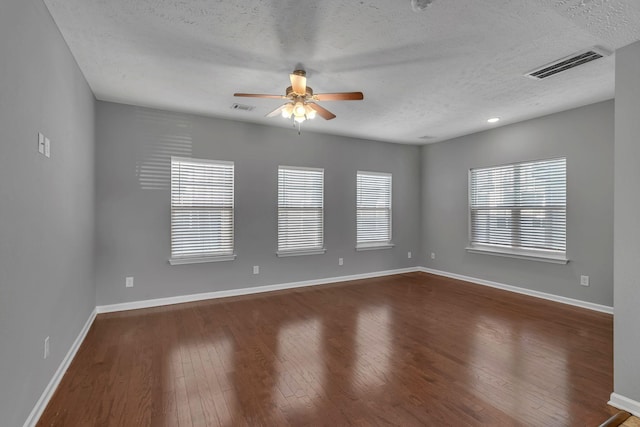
[609,393,640,417]
[418,267,613,314]
[96,267,420,313]
[23,308,97,427]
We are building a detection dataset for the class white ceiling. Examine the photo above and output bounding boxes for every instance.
[43,0,640,144]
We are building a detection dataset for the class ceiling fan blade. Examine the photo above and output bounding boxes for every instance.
[307,102,336,120]
[266,104,288,118]
[234,93,285,99]
[314,92,364,101]
[290,73,307,95]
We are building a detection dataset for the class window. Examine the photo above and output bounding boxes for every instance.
[468,157,567,263]
[277,166,325,256]
[170,156,235,264]
[356,171,393,249]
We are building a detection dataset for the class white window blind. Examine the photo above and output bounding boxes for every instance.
[170,156,235,264]
[278,166,325,256]
[469,157,566,260]
[357,171,392,248]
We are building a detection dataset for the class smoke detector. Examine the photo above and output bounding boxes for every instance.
[411,0,434,12]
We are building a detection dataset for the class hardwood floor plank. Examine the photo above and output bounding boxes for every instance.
[37,272,614,426]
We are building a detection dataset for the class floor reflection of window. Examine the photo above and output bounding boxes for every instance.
[355,306,391,391]
[275,318,323,412]
[469,315,568,423]
[169,335,233,426]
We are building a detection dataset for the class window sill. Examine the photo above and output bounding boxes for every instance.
[277,248,327,257]
[465,245,568,264]
[169,254,236,265]
[356,243,395,251]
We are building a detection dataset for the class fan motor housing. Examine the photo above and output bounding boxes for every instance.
[286,86,313,98]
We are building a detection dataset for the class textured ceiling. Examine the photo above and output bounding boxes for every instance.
[43,0,640,144]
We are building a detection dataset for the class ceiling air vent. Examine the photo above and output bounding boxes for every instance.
[231,103,255,112]
[525,47,611,80]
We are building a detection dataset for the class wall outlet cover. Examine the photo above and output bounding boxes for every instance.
[44,336,50,359]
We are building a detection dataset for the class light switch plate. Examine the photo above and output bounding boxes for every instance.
[38,133,45,154]
[44,137,50,158]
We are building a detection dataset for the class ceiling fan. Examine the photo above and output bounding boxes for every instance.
[234,70,364,128]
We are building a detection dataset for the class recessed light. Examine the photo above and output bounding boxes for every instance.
[487,117,500,123]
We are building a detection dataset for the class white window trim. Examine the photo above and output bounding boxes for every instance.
[465,244,568,264]
[169,156,236,265]
[356,170,393,249]
[277,165,326,256]
[276,248,327,257]
[169,254,237,265]
[356,243,395,251]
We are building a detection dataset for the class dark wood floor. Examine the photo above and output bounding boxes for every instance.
[38,272,614,426]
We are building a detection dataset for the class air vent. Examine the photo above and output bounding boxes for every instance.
[231,103,255,112]
[525,47,611,80]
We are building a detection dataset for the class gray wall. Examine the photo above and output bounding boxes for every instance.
[614,41,640,404]
[0,0,96,425]
[421,100,614,307]
[95,101,421,306]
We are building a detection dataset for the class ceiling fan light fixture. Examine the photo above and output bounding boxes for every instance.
[294,102,306,116]
[306,108,317,120]
[281,103,294,118]
[235,68,362,129]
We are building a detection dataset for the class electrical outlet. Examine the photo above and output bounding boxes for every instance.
[253,265,259,275]
[407,251,412,259]
[338,257,344,266]
[580,275,590,287]
[430,252,436,260]
[44,336,50,359]
[125,276,134,288]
